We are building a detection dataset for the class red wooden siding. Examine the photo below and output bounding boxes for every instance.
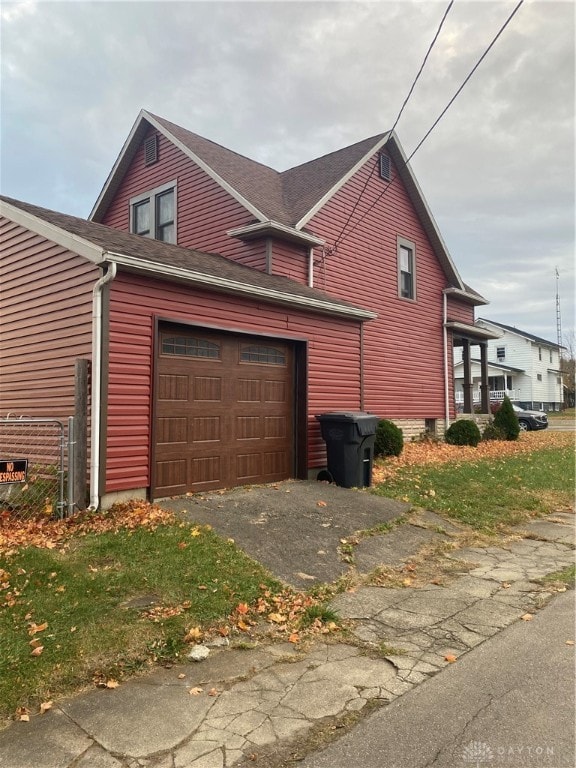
[308,154,452,420]
[0,217,96,417]
[271,240,309,283]
[105,271,362,493]
[446,296,475,325]
[100,127,267,270]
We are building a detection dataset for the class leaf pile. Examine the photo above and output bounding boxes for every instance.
[373,430,573,485]
[0,500,174,556]
[221,586,341,645]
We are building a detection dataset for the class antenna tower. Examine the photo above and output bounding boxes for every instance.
[555,267,562,357]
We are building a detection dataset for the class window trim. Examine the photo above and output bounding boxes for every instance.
[130,180,177,243]
[397,236,416,301]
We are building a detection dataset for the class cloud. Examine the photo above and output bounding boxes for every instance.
[0,0,573,340]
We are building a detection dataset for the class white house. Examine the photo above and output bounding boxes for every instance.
[454,319,563,412]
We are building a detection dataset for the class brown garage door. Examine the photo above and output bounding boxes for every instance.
[153,326,295,497]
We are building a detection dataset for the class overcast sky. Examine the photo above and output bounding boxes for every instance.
[1,0,574,344]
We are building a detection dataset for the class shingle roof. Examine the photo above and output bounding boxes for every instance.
[1,196,375,320]
[149,113,386,226]
[478,319,560,348]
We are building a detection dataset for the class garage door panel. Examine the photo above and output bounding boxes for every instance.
[264,380,287,402]
[156,459,187,494]
[190,455,222,487]
[237,379,261,402]
[264,415,287,439]
[236,415,260,440]
[191,416,221,443]
[157,416,188,444]
[158,374,188,401]
[154,328,294,497]
[193,376,222,402]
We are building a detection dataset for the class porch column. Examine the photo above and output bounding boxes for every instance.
[479,342,489,413]
[462,339,473,413]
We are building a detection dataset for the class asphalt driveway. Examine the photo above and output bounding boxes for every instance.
[161,480,409,589]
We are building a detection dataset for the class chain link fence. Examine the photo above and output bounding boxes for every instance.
[0,417,75,519]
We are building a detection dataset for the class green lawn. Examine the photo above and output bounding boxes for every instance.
[0,520,281,724]
[372,445,574,531]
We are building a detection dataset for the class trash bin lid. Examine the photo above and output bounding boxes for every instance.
[316,411,376,422]
[316,412,379,435]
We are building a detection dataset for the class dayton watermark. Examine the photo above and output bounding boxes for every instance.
[462,741,555,766]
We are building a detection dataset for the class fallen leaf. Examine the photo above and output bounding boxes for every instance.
[190,527,201,537]
[402,578,413,587]
[29,638,42,648]
[565,640,575,646]
[189,686,203,696]
[288,632,300,643]
[501,582,511,589]
[31,646,44,656]
[105,679,119,689]
[444,654,457,663]
[520,613,534,621]
[236,602,249,615]
[39,701,53,714]
[28,621,48,636]
[268,612,287,624]
[207,687,218,696]
[16,707,30,722]
[184,626,203,643]
[317,501,327,507]
[177,673,186,679]
[236,619,250,631]
[178,542,188,549]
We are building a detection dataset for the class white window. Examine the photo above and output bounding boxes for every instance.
[397,237,416,300]
[130,181,176,244]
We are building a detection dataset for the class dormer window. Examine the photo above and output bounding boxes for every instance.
[130,181,176,244]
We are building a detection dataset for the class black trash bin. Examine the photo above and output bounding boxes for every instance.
[316,412,380,488]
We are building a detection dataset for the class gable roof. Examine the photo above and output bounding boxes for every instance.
[478,319,560,348]
[0,196,376,321]
[89,110,467,290]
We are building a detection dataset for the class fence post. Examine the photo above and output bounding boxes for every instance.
[74,359,89,510]
[67,416,75,518]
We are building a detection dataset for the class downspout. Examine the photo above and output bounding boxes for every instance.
[443,290,450,430]
[308,247,314,288]
[88,262,117,511]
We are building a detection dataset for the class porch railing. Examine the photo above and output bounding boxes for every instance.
[455,389,515,404]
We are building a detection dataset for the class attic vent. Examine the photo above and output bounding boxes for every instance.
[379,153,391,181]
[144,135,158,166]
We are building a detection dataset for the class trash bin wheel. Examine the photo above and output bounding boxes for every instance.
[316,469,334,484]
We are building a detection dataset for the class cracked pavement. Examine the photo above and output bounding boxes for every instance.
[0,509,573,768]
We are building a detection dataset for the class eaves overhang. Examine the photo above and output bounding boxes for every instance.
[104,252,377,321]
[1,198,105,264]
[446,320,502,342]
[227,221,325,247]
[443,286,488,307]
[90,110,268,224]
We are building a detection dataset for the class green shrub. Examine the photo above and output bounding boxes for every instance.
[482,423,506,442]
[374,419,404,457]
[445,419,481,447]
[493,395,520,441]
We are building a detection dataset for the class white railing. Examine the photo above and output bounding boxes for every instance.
[455,389,516,404]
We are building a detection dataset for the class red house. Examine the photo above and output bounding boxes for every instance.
[0,110,494,509]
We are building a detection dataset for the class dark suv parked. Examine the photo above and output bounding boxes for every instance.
[512,404,548,431]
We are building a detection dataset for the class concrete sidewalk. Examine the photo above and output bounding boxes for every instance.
[0,492,573,768]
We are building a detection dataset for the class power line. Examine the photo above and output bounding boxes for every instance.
[335,0,524,249]
[334,0,454,248]
[406,0,524,162]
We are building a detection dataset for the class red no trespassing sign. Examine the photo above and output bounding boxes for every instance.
[0,460,28,484]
